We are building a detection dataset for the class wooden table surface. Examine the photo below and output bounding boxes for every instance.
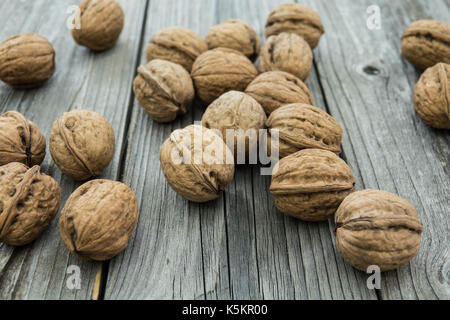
[0,0,448,300]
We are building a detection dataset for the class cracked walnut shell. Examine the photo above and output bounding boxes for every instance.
[402,20,450,70]
[0,162,61,246]
[265,3,324,49]
[160,125,235,203]
[59,179,138,261]
[258,32,313,81]
[335,189,423,271]
[0,33,55,88]
[413,63,450,129]
[245,71,314,115]
[146,26,207,72]
[71,0,124,51]
[270,149,355,221]
[133,59,194,123]
[191,48,258,104]
[0,111,46,167]
[49,110,115,181]
[205,20,260,61]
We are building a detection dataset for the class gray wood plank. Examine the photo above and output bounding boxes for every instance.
[0,0,148,299]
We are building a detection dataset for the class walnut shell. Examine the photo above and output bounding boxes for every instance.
[0,33,55,88]
[71,0,124,51]
[191,48,258,104]
[201,91,266,158]
[205,19,261,61]
[0,111,46,167]
[245,71,314,115]
[133,59,194,123]
[160,125,235,202]
[270,149,355,221]
[49,110,115,181]
[266,104,342,158]
[265,3,324,49]
[0,162,61,246]
[146,26,207,72]
[258,32,312,81]
[335,189,423,271]
[413,63,450,129]
[59,179,138,261]
[401,20,450,70]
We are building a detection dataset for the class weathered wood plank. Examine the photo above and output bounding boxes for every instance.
[0,0,148,299]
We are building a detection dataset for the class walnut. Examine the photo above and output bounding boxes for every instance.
[0,111,46,167]
[49,110,115,181]
[413,62,450,129]
[401,20,450,70]
[258,32,312,81]
[0,33,55,88]
[133,59,194,123]
[205,19,261,61]
[160,125,235,202]
[71,0,124,51]
[191,48,258,104]
[201,91,266,158]
[0,162,61,246]
[245,71,314,115]
[270,149,355,221]
[265,3,324,49]
[146,26,207,72]
[266,103,342,158]
[335,189,423,271]
[59,179,138,261]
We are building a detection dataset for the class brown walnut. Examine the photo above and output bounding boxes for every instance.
[335,189,423,271]
[160,125,235,203]
[146,26,207,72]
[59,179,138,261]
[265,3,324,49]
[191,48,258,104]
[133,59,195,123]
[401,20,450,70]
[0,162,61,246]
[49,110,115,181]
[270,149,355,221]
[0,33,55,88]
[205,19,261,61]
[258,32,313,81]
[413,62,450,129]
[71,0,124,51]
[0,111,46,167]
[245,71,314,115]
[266,103,342,158]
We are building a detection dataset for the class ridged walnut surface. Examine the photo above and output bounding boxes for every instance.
[245,71,314,115]
[191,48,258,105]
[0,33,55,88]
[49,110,115,181]
[146,26,207,72]
[59,179,138,261]
[133,59,194,123]
[413,63,450,129]
[270,149,355,221]
[160,125,235,203]
[401,20,450,70]
[0,111,46,167]
[266,103,342,158]
[265,3,324,49]
[335,189,423,271]
[0,162,61,246]
[258,32,312,81]
[71,0,124,51]
[201,91,266,158]
[205,19,260,61]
